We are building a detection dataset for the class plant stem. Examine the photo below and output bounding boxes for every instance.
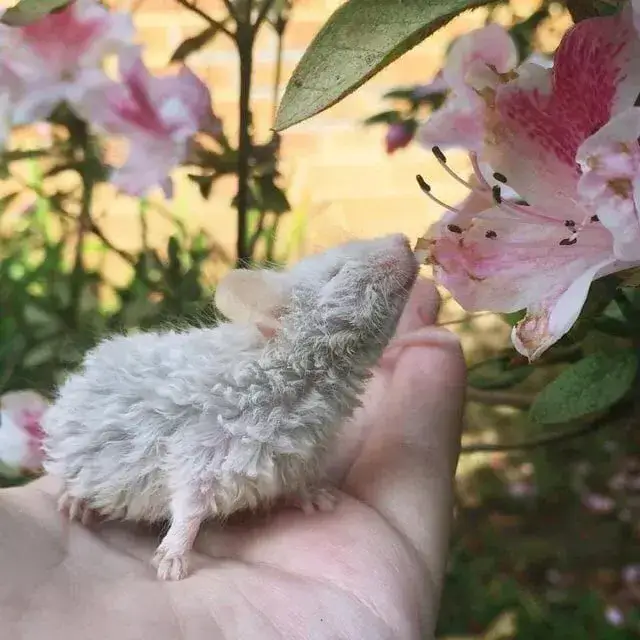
[174,0,234,38]
[235,23,254,267]
[461,400,633,454]
[271,17,285,127]
[253,0,276,33]
[466,387,534,409]
[70,125,94,329]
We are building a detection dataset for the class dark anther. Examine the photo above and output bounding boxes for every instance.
[559,237,578,246]
[591,214,599,222]
[515,200,530,206]
[485,230,498,239]
[564,220,576,228]
[635,91,640,107]
[416,175,431,194]
[447,224,463,234]
[493,172,508,183]
[432,146,447,164]
[492,185,502,204]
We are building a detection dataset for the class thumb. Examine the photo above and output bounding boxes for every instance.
[395,277,442,336]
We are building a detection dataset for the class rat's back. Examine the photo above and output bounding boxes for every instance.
[42,323,265,521]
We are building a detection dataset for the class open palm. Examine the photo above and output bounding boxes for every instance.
[0,279,466,640]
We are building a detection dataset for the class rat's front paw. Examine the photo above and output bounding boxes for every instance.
[152,546,190,581]
[293,487,339,516]
[57,491,97,526]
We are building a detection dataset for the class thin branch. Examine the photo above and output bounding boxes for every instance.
[221,0,238,20]
[234,23,255,266]
[270,20,285,127]
[88,220,136,265]
[466,387,534,409]
[247,210,267,257]
[174,0,234,38]
[461,402,634,454]
[437,311,495,327]
[461,421,610,454]
[252,0,276,34]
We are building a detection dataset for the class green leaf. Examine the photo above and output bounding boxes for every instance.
[529,349,638,425]
[256,175,291,214]
[1,0,71,26]
[188,173,215,199]
[363,110,401,126]
[170,24,220,63]
[22,340,58,369]
[274,0,492,131]
[468,356,533,390]
[591,316,632,338]
[502,310,525,327]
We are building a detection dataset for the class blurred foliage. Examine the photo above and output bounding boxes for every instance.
[0,173,224,397]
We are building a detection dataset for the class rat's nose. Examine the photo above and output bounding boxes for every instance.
[388,233,411,250]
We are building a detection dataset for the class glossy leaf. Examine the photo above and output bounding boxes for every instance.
[170,24,220,63]
[468,356,533,390]
[1,0,70,26]
[529,349,638,425]
[274,0,492,131]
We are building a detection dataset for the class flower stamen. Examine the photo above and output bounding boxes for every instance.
[415,175,465,215]
[430,146,477,190]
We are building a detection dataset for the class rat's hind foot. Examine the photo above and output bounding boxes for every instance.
[293,487,339,516]
[57,491,96,526]
[152,547,189,581]
[152,492,206,581]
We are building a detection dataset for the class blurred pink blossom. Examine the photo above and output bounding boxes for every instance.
[507,480,537,498]
[622,564,640,584]
[0,391,48,474]
[604,605,625,627]
[582,493,616,513]
[87,50,220,197]
[385,121,414,154]
[0,0,135,126]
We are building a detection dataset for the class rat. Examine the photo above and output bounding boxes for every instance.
[42,233,419,581]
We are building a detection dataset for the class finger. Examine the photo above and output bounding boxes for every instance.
[344,320,466,591]
[395,277,441,336]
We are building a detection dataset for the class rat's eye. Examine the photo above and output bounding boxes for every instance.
[326,265,342,281]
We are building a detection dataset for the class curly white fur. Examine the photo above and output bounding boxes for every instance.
[42,233,418,580]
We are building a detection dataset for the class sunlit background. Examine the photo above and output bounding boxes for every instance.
[1,0,639,637]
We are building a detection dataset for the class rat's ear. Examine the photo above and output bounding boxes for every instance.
[215,269,292,334]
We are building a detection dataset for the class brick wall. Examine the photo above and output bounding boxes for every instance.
[1,0,561,273]
[101,0,513,265]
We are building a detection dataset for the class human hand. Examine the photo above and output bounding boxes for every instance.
[0,278,466,640]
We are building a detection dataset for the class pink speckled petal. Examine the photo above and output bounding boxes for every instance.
[444,24,518,93]
[488,8,640,213]
[416,92,486,152]
[512,257,618,360]
[576,107,640,261]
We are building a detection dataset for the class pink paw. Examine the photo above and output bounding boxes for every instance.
[152,546,190,581]
[57,491,97,526]
[294,487,339,516]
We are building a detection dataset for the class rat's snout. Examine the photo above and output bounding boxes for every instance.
[374,234,419,285]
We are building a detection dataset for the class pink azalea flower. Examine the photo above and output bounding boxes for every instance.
[417,3,640,359]
[0,390,48,474]
[87,50,220,197]
[484,2,640,259]
[416,24,519,152]
[385,121,414,154]
[0,0,135,125]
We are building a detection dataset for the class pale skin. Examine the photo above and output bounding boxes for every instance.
[0,278,466,640]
